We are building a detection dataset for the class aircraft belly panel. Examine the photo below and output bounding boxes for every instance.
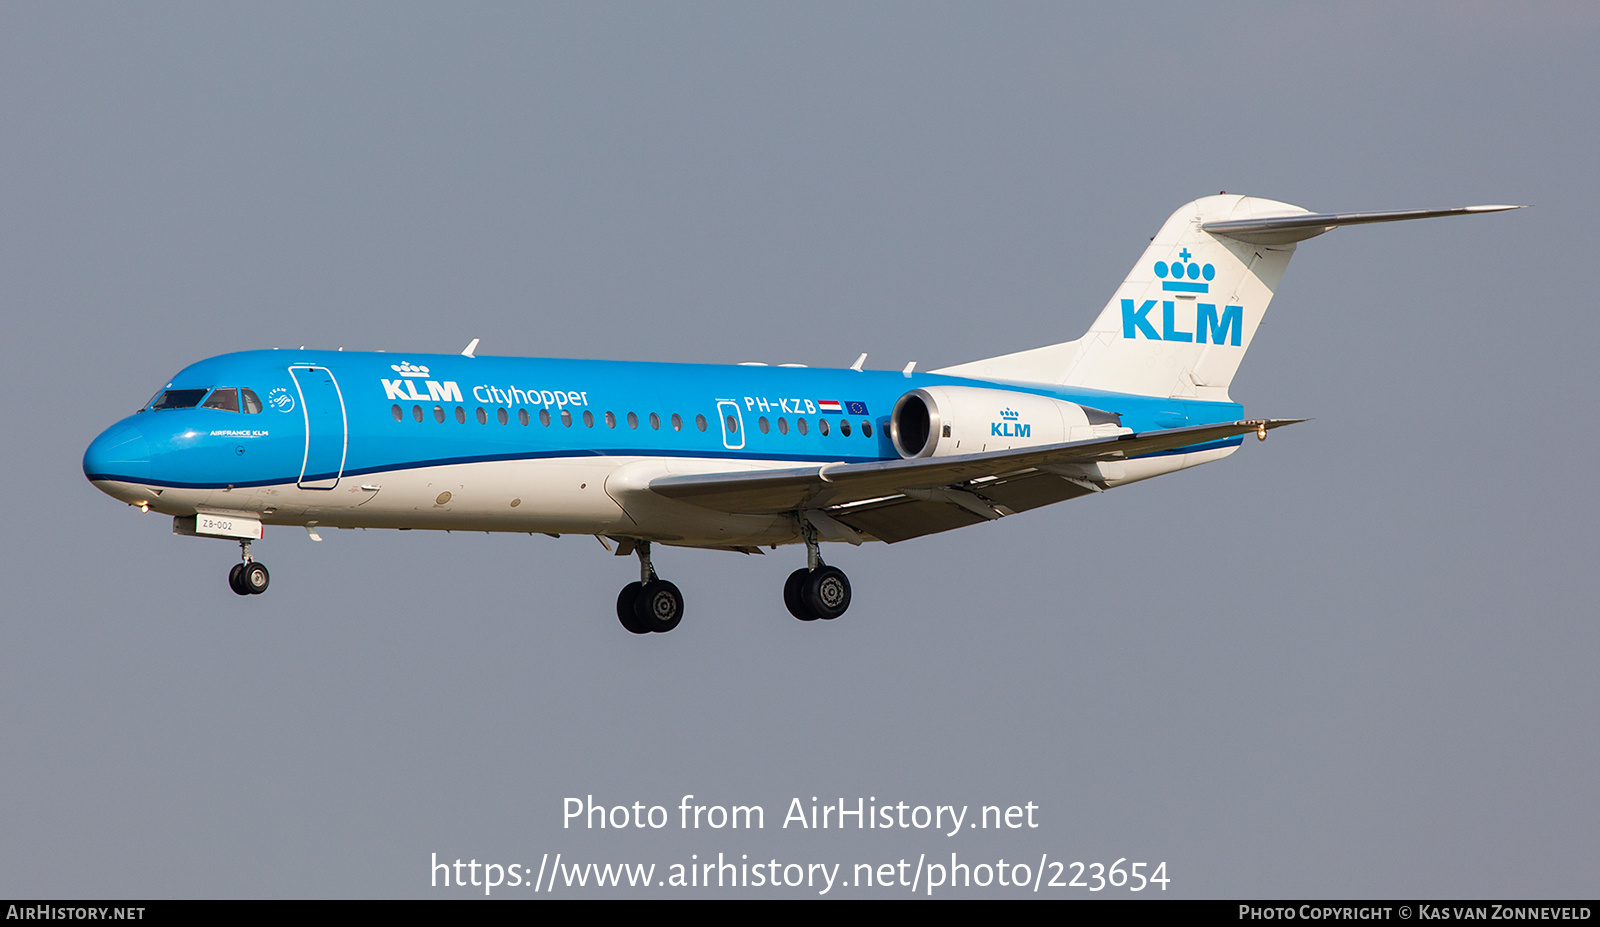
[370,459,629,531]
[239,459,632,534]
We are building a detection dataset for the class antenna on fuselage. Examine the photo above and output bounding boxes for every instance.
[461,338,480,358]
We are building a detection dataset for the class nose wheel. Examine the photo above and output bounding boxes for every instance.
[616,540,683,633]
[227,540,270,596]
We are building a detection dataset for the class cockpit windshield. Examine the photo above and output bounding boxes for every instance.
[146,387,264,413]
[149,389,208,410]
[202,388,240,412]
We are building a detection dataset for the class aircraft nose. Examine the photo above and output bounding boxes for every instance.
[83,419,151,483]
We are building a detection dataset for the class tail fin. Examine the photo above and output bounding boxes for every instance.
[934,195,1521,400]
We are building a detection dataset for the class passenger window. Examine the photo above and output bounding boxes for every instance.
[696,414,707,432]
[649,412,660,430]
[476,407,488,424]
[582,410,594,427]
[840,419,851,437]
[434,405,445,423]
[627,412,638,429]
[151,389,208,410]
[671,413,682,431]
[204,388,240,412]
[818,418,830,436]
[455,406,466,424]
[540,408,552,426]
[778,417,789,435]
[605,411,616,428]
[796,418,808,436]
[518,408,530,426]
[497,407,509,425]
[391,404,403,421]
[561,410,572,427]
[241,388,263,414]
[862,420,873,438]
[758,416,770,434]
[413,405,424,422]
[725,414,739,434]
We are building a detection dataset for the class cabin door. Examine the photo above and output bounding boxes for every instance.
[290,366,347,490]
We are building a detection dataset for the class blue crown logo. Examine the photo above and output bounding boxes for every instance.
[999,407,1020,421]
[1154,248,1214,293]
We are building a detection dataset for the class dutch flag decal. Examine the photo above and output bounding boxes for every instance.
[817,399,843,414]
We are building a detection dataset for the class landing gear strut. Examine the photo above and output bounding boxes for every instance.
[616,540,683,634]
[784,522,851,621]
[227,539,269,596]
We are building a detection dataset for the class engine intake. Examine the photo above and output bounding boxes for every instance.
[890,386,1124,459]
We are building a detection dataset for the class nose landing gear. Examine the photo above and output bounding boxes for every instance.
[616,540,683,634]
[784,522,851,621]
[227,539,269,596]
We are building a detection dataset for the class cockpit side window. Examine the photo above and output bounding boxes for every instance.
[150,388,208,410]
[202,388,240,412]
[241,388,263,414]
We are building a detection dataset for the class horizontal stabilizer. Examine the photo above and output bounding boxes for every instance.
[1202,204,1524,245]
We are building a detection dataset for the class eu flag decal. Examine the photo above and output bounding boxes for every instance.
[843,400,869,416]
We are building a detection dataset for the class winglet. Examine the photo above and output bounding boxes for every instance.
[851,353,868,372]
[461,338,480,358]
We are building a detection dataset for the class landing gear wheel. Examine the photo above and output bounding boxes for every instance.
[239,561,270,595]
[633,579,684,633]
[802,566,850,620]
[616,582,649,634]
[784,568,818,621]
[228,563,249,596]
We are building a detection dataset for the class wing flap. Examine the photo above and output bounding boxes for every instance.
[648,419,1301,516]
[831,497,990,544]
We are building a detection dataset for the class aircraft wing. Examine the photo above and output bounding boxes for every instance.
[649,419,1302,543]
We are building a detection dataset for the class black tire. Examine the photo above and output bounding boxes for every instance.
[633,579,684,633]
[784,568,817,621]
[228,563,249,596]
[616,582,649,634]
[240,561,270,595]
[802,566,850,620]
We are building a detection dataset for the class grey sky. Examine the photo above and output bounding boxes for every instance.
[1,3,1594,897]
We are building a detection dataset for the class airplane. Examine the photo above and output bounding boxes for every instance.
[83,194,1519,633]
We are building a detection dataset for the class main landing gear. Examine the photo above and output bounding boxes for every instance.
[610,529,852,633]
[784,523,851,622]
[616,540,684,634]
[227,539,270,596]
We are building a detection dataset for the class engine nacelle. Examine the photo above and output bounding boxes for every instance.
[889,386,1126,459]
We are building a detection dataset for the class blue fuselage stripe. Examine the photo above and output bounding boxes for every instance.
[86,350,1246,490]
